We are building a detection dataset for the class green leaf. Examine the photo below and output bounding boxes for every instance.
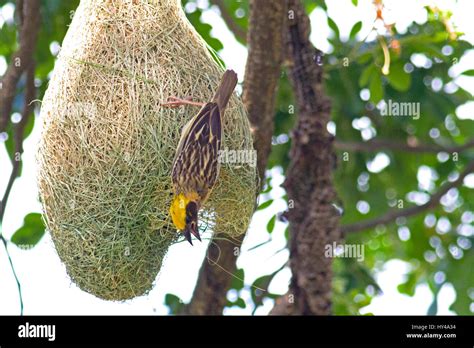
[186,10,223,53]
[251,274,273,308]
[386,62,412,92]
[235,298,246,308]
[327,17,340,39]
[230,268,245,290]
[11,213,45,249]
[449,248,474,314]
[260,179,272,194]
[0,21,18,56]
[164,293,184,314]
[256,199,273,211]
[266,215,276,234]
[349,21,362,40]
[397,271,419,296]
[303,0,327,12]
[357,51,373,64]
[352,0,358,6]
[303,0,317,14]
[226,297,247,309]
[369,73,383,103]
[359,65,375,87]
[417,43,449,62]
[430,32,449,43]
[460,69,474,76]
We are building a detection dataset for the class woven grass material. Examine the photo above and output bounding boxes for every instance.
[37,0,257,301]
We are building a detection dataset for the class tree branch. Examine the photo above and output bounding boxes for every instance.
[0,61,36,317]
[210,0,247,44]
[342,160,474,234]
[0,0,40,316]
[243,1,286,182]
[335,138,474,154]
[270,0,339,315]
[0,0,39,222]
[0,0,40,133]
[182,0,286,315]
[0,234,22,309]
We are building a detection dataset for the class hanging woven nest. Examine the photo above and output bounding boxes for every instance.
[37,0,257,301]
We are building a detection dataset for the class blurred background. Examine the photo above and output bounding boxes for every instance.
[0,0,473,315]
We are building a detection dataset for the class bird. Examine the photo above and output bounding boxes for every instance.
[162,70,238,245]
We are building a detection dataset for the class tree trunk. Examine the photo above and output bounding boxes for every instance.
[271,0,340,315]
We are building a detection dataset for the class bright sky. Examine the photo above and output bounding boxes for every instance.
[0,0,472,315]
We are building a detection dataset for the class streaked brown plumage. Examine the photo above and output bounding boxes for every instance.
[166,70,238,245]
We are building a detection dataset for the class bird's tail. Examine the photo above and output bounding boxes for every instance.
[212,69,238,112]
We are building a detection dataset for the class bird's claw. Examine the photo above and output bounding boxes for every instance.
[160,96,205,108]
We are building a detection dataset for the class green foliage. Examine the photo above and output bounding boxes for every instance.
[250,275,273,309]
[266,215,276,234]
[447,246,474,314]
[164,294,185,314]
[206,0,248,45]
[0,15,17,56]
[368,71,383,102]
[11,213,45,248]
[227,297,246,309]
[256,199,273,211]
[327,17,340,40]
[230,268,245,290]
[303,0,327,13]
[225,269,247,310]
[257,7,473,315]
[267,72,294,171]
[359,65,376,87]
[386,62,411,92]
[326,14,473,314]
[350,21,363,40]
[182,0,224,52]
[1,0,472,316]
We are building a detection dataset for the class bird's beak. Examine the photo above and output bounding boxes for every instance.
[183,221,201,246]
[183,228,193,246]
[191,223,201,242]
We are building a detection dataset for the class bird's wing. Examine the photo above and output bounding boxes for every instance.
[172,102,222,196]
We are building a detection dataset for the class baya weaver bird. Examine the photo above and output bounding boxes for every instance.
[162,70,238,245]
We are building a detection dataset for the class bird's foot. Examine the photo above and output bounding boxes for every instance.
[160,96,205,108]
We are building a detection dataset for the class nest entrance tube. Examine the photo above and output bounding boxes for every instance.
[37,0,257,301]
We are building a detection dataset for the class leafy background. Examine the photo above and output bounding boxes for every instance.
[0,0,473,315]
